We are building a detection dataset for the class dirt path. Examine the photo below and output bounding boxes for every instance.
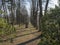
[0,24,41,45]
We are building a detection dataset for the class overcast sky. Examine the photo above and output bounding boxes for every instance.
[48,0,58,8]
[26,0,58,15]
[0,0,58,9]
[0,0,59,15]
[0,0,58,8]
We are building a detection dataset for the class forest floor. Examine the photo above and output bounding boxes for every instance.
[0,24,41,45]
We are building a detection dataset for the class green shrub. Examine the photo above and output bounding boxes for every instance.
[0,18,16,40]
[38,8,60,45]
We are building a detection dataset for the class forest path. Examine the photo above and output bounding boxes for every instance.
[0,24,41,45]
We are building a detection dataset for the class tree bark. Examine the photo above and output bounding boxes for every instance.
[44,0,49,15]
[39,0,43,31]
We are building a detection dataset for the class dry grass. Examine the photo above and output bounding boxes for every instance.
[0,24,41,45]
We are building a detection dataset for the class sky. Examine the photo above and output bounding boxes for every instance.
[0,0,58,8]
[0,0,59,15]
[16,0,31,15]
[25,0,31,15]
[48,0,58,8]
[25,0,58,15]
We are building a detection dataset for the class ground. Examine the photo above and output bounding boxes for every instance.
[0,24,41,45]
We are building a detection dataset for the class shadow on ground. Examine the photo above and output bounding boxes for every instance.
[15,31,39,38]
[17,35,41,45]
[0,31,39,43]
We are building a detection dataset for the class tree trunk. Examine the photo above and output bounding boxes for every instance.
[25,15,29,28]
[39,0,43,31]
[44,0,49,15]
[36,0,39,29]
[2,0,6,19]
[10,0,15,25]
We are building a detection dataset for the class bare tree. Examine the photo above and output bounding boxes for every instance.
[44,0,49,15]
[16,0,21,26]
[31,0,38,29]
[39,0,43,31]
